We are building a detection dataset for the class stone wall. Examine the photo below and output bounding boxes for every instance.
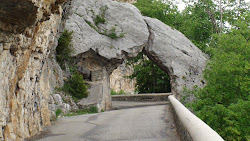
[112,93,172,102]
[75,50,113,111]
[0,0,66,140]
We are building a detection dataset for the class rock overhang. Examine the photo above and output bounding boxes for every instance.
[65,0,207,98]
[65,0,149,60]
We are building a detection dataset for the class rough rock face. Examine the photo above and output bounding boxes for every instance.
[110,63,135,94]
[143,17,207,99]
[113,0,136,4]
[65,0,207,104]
[65,0,149,110]
[0,0,66,140]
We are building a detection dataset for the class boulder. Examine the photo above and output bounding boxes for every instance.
[53,94,63,106]
[60,103,71,114]
[65,0,149,59]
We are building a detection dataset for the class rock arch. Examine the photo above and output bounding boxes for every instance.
[64,0,207,110]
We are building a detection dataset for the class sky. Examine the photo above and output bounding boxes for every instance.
[174,0,250,11]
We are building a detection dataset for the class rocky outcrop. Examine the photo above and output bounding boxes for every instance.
[65,0,207,104]
[143,17,207,99]
[113,0,136,4]
[65,0,149,111]
[49,94,78,119]
[0,0,66,140]
[110,63,136,94]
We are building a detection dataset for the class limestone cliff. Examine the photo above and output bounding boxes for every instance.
[110,63,136,94]
[0,0,66,140]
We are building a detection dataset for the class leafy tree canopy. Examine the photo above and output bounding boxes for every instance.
[127,53,171,93]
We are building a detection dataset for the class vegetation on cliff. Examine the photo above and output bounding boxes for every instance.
[56,29,74,70]
[134,0,249,140]
[56,30,89,100]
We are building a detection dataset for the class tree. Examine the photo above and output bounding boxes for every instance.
[190,14,250,140]
[127,53,171,93]
[63,71,89,99]
[56,30,74,70]
[133,0,182,29]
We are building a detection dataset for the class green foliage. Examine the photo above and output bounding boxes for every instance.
[127,53,171,93]
[64,106,98,117]
[189,16,250,140]
[94,15,106,25]
[62,72,89,100]
[85,20,98,31]
[95,5,108,25]
[134,0,249,140]
[179,2,212,52]
[55,109,62,118]
[84,6,124,40]
[99,27,125,39]
[56,30,74,70]
[111,89,127,95]
[89,106,98,113]
[133,0,182,29]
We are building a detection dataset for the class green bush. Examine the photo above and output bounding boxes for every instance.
[55,109,62,118]
[89,106,98,113]
[107,27,125,39]
[111,89,127,95]
[56,29,74,70]
[94,15,106,25]
[64,106,98,117]
[63,72,89,99]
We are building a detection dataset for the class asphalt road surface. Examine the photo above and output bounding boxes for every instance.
[36,102,180,141]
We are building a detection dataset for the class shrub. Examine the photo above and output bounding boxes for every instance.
[55,109,62,118]
[63,72,89,99]
[64,106,98,117]
[56,29,74,70]
[94,15,106,25]
[111,89,127,95]
[89,106,98,113]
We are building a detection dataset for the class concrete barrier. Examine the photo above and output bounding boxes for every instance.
[111,93,172,102]
[168,95,224,141]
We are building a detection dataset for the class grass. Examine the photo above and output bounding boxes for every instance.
[94,15,106,25]
[111,89,127,95]
[64,106,98,117]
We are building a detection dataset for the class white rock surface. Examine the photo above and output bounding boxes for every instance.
[143,17,207,98]
[53,94,63,106]
[60,103,71,114]
[110,63,135,94]
[65,0,207,101]
[65,0,149,59]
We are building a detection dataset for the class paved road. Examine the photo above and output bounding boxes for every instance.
[36,102,180,141]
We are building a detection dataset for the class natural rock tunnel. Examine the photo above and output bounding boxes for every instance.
[65,0,207,110]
